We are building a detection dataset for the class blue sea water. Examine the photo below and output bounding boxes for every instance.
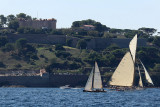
[0,88,160,107]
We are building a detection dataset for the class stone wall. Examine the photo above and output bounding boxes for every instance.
[0,72,160,87]
[6,34,147,50]
[18,19,57,30]
[7,34,66,45]
[0,76,50,87]
[49,74,88,87]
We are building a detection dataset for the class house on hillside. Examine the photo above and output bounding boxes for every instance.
[81,25,95,31]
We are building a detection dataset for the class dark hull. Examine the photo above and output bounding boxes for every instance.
[83,90,106,92]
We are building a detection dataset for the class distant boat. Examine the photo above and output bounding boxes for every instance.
[108,34,154,90]
[60,85,71,89]
[83,62,106,92]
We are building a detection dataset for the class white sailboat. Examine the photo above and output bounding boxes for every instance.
[83,62,105,92]
[108,34,154,89]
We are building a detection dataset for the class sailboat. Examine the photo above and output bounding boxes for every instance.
[83,62,106,92]
[108,34,154,90]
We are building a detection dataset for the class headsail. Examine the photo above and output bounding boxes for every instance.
[138,65,143,87]
[140,60,154,85]
[84,67,94,91]
[93,62,103,89]
[109,52,135,86]
[129,34,137,63]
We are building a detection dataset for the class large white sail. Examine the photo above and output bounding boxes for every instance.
[93,62,103,89]
[129,34,137,63]
[140,60,154,85]
[84,67,94,91]
[109,52,135,86]
[138,65,143,87]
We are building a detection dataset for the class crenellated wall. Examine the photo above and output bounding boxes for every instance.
[18,19,57,30]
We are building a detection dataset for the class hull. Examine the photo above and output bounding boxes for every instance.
[83,89,106,92]
[109,86,136,91]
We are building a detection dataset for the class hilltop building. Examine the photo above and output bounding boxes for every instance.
[18,18,57,29]
[81,25,95,31]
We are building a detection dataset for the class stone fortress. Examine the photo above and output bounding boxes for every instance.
[18,18,57,29]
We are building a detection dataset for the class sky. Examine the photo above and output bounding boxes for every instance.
[0,0,160,32]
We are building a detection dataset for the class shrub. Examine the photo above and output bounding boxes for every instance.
[76,39,87,49]
[0,62,5,67]
[55,51,71,58]
[55,44,65,51]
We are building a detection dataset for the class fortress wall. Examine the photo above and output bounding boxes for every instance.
[18,20,57,29]
[6,34,147,50]
[0,73,160,87]
[87,38,112,50]
[112,38,147,48]
[66,36,80,48]
[0,76,50,87]
[7,34,66,45]
[49,74,88,87]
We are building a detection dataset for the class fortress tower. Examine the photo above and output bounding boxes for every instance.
[18,18,57,29]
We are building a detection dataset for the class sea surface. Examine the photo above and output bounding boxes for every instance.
[0,88,160,107]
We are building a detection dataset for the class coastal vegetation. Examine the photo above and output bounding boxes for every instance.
[0,13,160,75]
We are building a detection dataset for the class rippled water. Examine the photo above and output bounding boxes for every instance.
[0,88,160,107]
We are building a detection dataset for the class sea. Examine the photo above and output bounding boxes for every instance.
[0,88,160,107]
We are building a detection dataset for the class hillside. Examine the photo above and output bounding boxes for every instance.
[0,39,160,75]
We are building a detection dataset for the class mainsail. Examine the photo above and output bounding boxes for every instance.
[138,65,143,87]
[84,67,94,91]
[109,52,135,86]
[93,62,103,89]
[129,34,137,63]
[140,60,154,85]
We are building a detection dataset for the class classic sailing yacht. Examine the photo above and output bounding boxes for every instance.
[83,62,106,92]
[108,34,154,89]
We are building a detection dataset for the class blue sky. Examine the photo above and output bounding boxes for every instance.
[1,0,160,32]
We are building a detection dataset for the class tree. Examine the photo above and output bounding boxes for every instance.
[153,36,160,47]
[7,14,16,22]
[8,20,19,30]
[0,36,8,47]
[87,31,99,37]
[76,39,87,49]
[71,21,80,27]
[16,13,32,20]
[55,44,65,51]
[95,22,109,32]
[16,13,27,19]
[0,15,7,27]
[15,38,27,49]
[152,64,160,72]
[138,27,157,36]
[66,39,73,47]
[71,19,110,32]
[5,43,14,51]
[0,62,5,67]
